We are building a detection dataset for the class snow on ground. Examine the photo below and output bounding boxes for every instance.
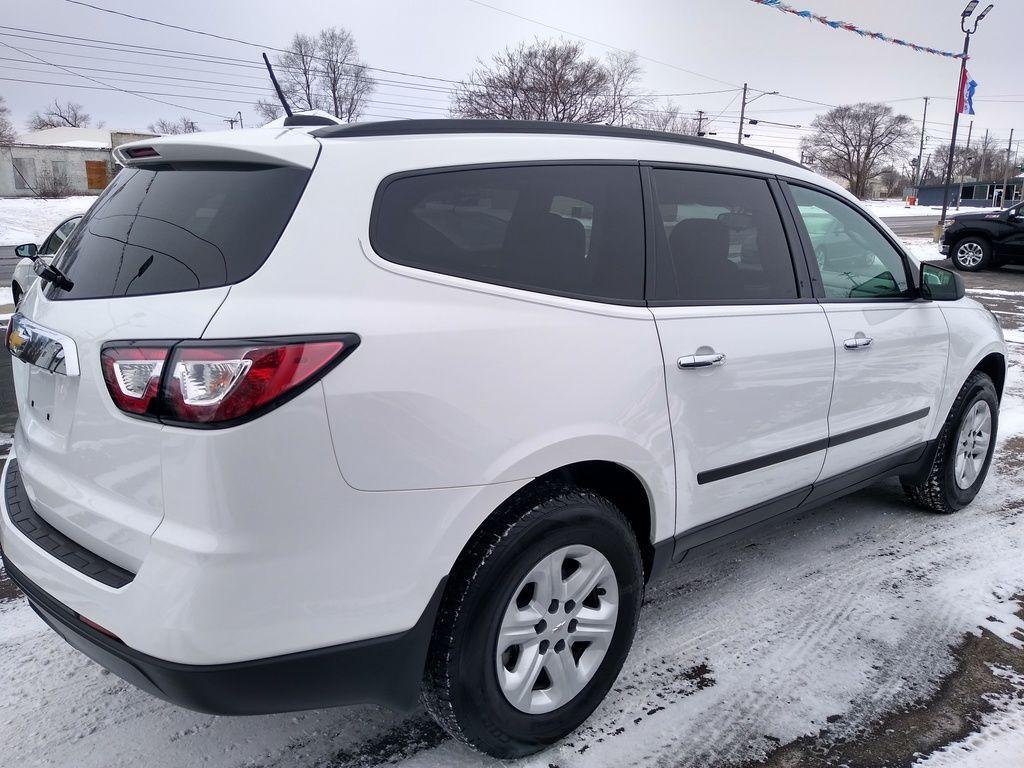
[915,669,1024,767]
[0,196,94,245]
[866,199,1006,219]
[901,236,945,262]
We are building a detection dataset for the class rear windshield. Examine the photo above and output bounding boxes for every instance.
[45,162,310,300]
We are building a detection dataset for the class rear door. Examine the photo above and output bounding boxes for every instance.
[784,183,949,481]
[646,167,836,534]
[11,155,314,571]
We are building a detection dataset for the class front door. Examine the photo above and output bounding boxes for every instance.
[786,183,949,480]
[647,167,836,534]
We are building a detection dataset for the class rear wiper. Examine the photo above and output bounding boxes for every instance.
[33,259,74,291]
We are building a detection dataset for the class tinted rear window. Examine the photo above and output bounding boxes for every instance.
[45,163,310,300]
[372,165,645,303]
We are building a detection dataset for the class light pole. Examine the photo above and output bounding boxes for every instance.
[938,1,993,235]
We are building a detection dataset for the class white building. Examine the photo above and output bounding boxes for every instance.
[1,127,157,197]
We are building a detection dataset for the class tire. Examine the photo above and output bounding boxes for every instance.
[11,282,21,307]
[902,372,998,513]
[951,236,992,271]
[421,482,644,758]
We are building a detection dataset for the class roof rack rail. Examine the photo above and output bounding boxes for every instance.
[311,119,804,168]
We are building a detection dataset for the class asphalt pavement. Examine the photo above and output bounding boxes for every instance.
[879,215,939,237]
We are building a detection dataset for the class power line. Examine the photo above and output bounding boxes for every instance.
[0,38,230,118]
[464,0,740,88]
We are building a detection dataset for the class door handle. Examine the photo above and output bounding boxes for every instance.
[843,336,874,350]
[677,352,726,369]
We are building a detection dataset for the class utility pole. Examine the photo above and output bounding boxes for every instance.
[915,96,929,194]
[737,83,748,144]
[1000,129,1014,207]
[939,1,993,233]
[978,128,990,182]
[956,120,973,209]
[695,110,705,137]
[736,85,777,145]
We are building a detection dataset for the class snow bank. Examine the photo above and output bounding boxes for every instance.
[901,236,945,262]
[867,200,1006,219]
[0,196,95,245]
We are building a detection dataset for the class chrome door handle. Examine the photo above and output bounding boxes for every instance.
[843,336,873,350]
[677,352,726,369]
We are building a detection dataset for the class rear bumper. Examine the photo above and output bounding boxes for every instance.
[940,244,950,255]
[1,554,445,714]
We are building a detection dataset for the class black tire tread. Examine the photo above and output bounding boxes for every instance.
[420,481,641,754]
[902,371,994,513]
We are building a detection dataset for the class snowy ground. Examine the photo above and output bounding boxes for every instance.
[0,196,95,246]
[866,199,1006,219]
[0,244,1023,767]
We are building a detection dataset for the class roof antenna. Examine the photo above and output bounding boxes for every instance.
[262,52,292,118]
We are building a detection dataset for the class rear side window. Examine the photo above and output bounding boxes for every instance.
[649,169,798,302]
[45,163,310,300]
[373,165,645,303]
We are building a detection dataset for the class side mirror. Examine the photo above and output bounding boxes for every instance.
[14,243,38,260]
[920,263,965,301]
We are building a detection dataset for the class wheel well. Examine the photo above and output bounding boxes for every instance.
[953,231,991,247]
[974,352,1006,400]
[518,461,656,580]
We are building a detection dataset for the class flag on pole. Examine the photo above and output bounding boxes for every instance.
[957,69,978,115]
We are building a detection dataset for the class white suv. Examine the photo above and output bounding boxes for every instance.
[0,120,1006,758]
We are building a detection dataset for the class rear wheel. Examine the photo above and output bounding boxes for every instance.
[951,237,992,271]
[903,372,998,513]
[422,483,643,758]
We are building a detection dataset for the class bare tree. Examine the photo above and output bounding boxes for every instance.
[453,39,639,124]
[255,99,284,123]
[27,100,93,130]
[801,103,915,198]
[280,33,322,112]
[923,140,1009,184]
[0,95,16,145]
[631,101,694,135]
[254,27,376,124]
[603,51,648,126]
[148,116,199,134]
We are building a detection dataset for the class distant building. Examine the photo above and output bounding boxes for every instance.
[0,127,157,198]
[915,176,1024,208]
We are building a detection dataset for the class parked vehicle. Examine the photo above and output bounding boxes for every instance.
[0,120,1006,759]
[941,201,1024,271]
[11,215,84,306]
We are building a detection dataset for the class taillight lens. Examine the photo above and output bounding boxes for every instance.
[100,336,357,427]
[100,346,169,415]
[165,341,347,424]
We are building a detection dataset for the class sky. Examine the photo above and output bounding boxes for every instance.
[2,0,1022,162]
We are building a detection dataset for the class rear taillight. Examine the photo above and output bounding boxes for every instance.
[100,345,168,415]
[100,336,358,427]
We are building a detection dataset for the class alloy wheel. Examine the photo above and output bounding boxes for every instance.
[954,400,992,489]
[956,241,985,267]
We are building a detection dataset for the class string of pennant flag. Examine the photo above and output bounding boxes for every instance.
[748,0,968,60]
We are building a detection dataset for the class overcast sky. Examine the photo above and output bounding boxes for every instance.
[3,0,1022,161]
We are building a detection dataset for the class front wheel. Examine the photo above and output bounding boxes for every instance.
[11,282,21,307]
[422,484,644,758]
[951,237,992,271]
[903,372,998,513]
